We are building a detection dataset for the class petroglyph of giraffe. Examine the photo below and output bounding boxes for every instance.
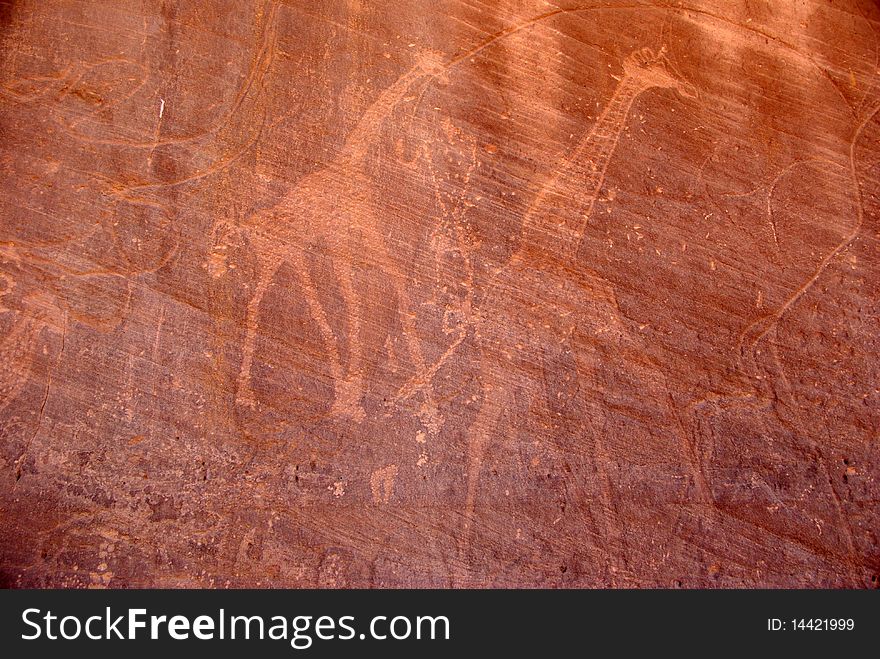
[687,116,877,586]
[458,47,697,574]
[232,51,448,427]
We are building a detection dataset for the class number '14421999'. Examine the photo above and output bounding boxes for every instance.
[767,618,854,631]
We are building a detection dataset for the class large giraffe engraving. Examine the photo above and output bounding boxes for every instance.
[232,52,447,427]
[458,48,696,575]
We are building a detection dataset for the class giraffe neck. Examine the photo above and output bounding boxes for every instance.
[337,67,430,168]
[518,73,647,265]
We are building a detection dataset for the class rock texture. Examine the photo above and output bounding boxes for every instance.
[1,0,878,588]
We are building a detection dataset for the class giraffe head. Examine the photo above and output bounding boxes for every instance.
[622,47,697,99]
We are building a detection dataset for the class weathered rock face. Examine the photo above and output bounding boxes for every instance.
[0,0,878,588]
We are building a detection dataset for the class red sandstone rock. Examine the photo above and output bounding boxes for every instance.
[0,0,878,588]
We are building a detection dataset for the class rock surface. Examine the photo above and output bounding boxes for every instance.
[0,0,878,588]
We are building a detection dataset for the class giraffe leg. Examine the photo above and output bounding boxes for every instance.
[329,247,366,422]
[289,249,360,422]
[237,255,275,408]
[458,357,507,580]
[386,258,443,435]
[570,343,629,582]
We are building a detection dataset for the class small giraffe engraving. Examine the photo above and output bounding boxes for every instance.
[458,47,696,574]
